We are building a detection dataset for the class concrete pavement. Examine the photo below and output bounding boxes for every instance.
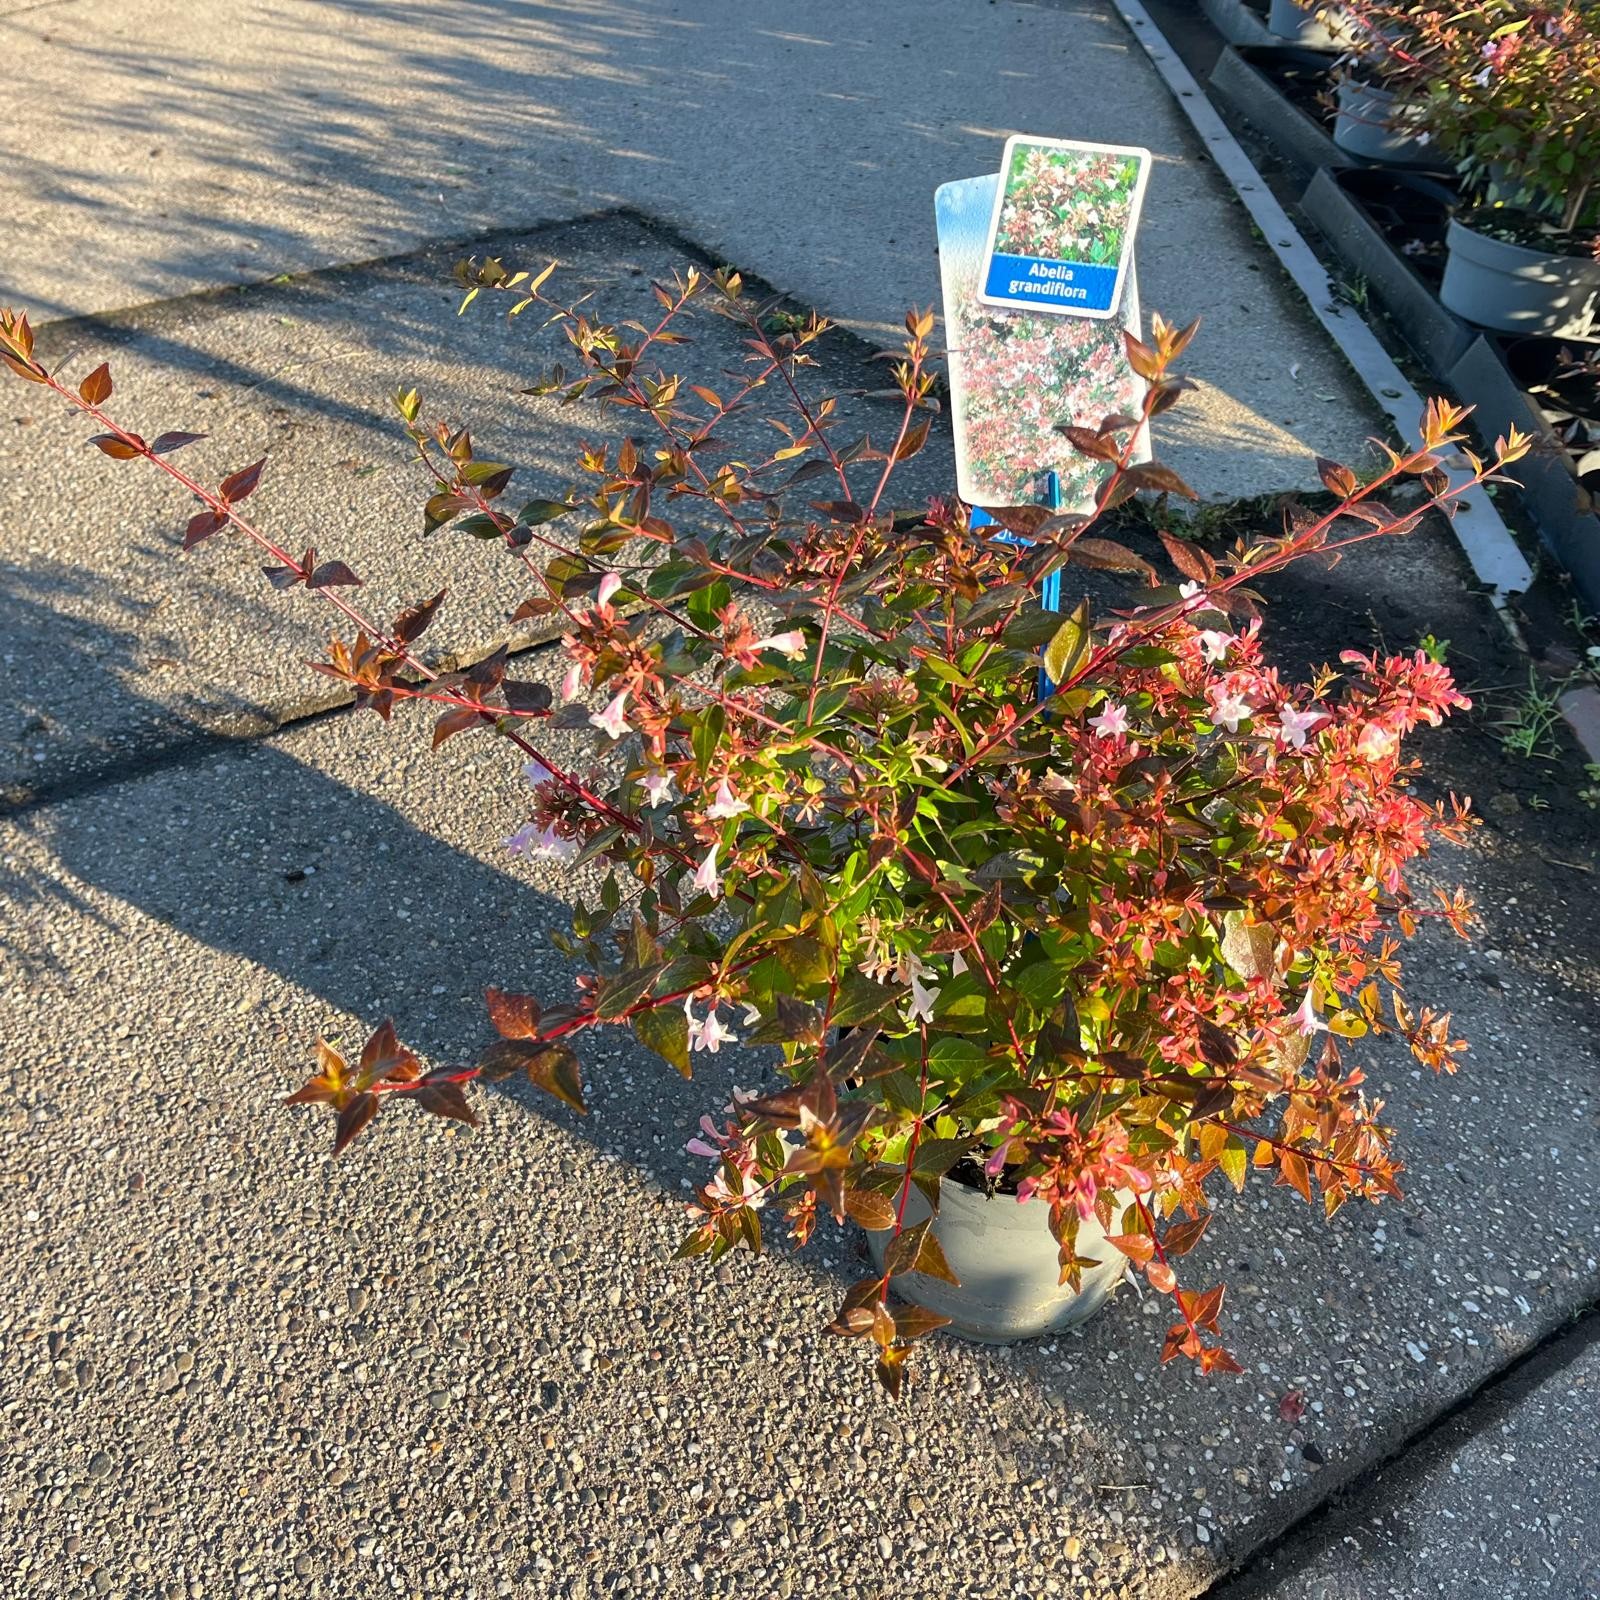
[3,2,1600,1597]
[0,0,1380,498]
[4,498,1600,1597]
[0,636,1596,1600]
[0,212,956,804]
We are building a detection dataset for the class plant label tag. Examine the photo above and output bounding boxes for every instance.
[936,171,1147,511]
[977,136,1151,320]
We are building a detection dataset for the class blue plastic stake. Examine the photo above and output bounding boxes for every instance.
[1037,469,1064,700]
[970,468,1064,704]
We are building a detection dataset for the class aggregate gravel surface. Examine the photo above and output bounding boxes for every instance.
[2,593,1598,1598]
[1242,1330,1600,1599]
[0,212,953,807]
[0,0,1381,497]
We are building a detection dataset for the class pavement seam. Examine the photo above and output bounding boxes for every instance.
[0,697,354,824]
[1199,1304,1600,1596]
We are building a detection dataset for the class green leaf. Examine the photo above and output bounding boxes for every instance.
[518,498,574,526]
[1011,956,1067,1012]
[1043,600,1091,684]
[927,1034,989,1074]
[929,972,992,1033]
[911,1136,971,1178]
[773,934,830,988]
[832,971,900,1029]
[594,962,667,1021]
[691,706,725,775]
[920,656,974,690]
[634,1002,691,1078]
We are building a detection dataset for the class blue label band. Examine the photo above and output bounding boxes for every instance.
[982,253,1120,314]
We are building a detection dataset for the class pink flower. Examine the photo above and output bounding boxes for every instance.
[1276,704,1324,749]
[560,661,583,702]
[705,1165,765,1210]
[1197,629,1234,663]
[1179,580,1206,611]
[642,768,674,807]
[684,1114,723,1159]
[1290,987,1328,1037]
[522,757,554,788]
[596,572,623,608]
[1089,701,1129,739]
[753,629,806,659]
[589,690,630,740]
[1208,685,1252,733]
[908,972,941,1024]
[684,998,738,1055]
[693,843,722,899]
[1355,721,1397,762]
[704,777,750,821]
[504,821,578,864]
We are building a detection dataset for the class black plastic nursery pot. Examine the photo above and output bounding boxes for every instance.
[1450,334,1600,612]
[1209,45,1346,177]
[1440,216,1600,344]
[1300,165,1472,377]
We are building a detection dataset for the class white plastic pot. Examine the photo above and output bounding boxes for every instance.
[1332,76,1433,167]
[1440,217,1600,342]
[866,1175,1128,1343]
[1267,0,1353,47]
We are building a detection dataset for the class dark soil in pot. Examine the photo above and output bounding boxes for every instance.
[1334,167,1461,290]
[1459,207,1600,260]
[1238,43,1340,130]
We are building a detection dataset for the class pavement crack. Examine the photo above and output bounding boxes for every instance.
[1202,1304,1600,1598]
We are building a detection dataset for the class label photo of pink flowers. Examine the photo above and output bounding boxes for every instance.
[936,172,1147,511]
[980,137,1151,319]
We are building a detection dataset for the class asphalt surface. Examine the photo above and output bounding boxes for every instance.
[0,0,1379,497]
[1225,1326,1600,1599]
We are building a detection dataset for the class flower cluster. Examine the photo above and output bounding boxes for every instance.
[1335,1,1600,240]
[0,273,1530,1398]
[993,149,1140,266]
[954,300,1141,505]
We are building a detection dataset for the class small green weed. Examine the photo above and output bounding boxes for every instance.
[1495,671,1567,760]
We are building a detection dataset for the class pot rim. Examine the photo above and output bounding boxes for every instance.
[1447,214,1600,268]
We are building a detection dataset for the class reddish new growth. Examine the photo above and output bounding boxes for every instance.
[0,276,1529,1397]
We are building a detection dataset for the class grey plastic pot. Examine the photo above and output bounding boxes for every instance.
[1440,217,1600,342]
[1332,76,1433,166]
[866,1176,1128,1344]
[1267,0,1351,46]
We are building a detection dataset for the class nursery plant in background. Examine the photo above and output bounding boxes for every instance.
[1325,7,1436,167]
[0,269,1528,1396]
[1335,0,1600,339]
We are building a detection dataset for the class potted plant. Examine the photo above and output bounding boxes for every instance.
[1269,0,1355,49]
[1351,0,1600,340]
[1327,6,1438,166]
[0,277,1528,1395]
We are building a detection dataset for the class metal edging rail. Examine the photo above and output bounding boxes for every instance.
[1099,0,1536,612]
